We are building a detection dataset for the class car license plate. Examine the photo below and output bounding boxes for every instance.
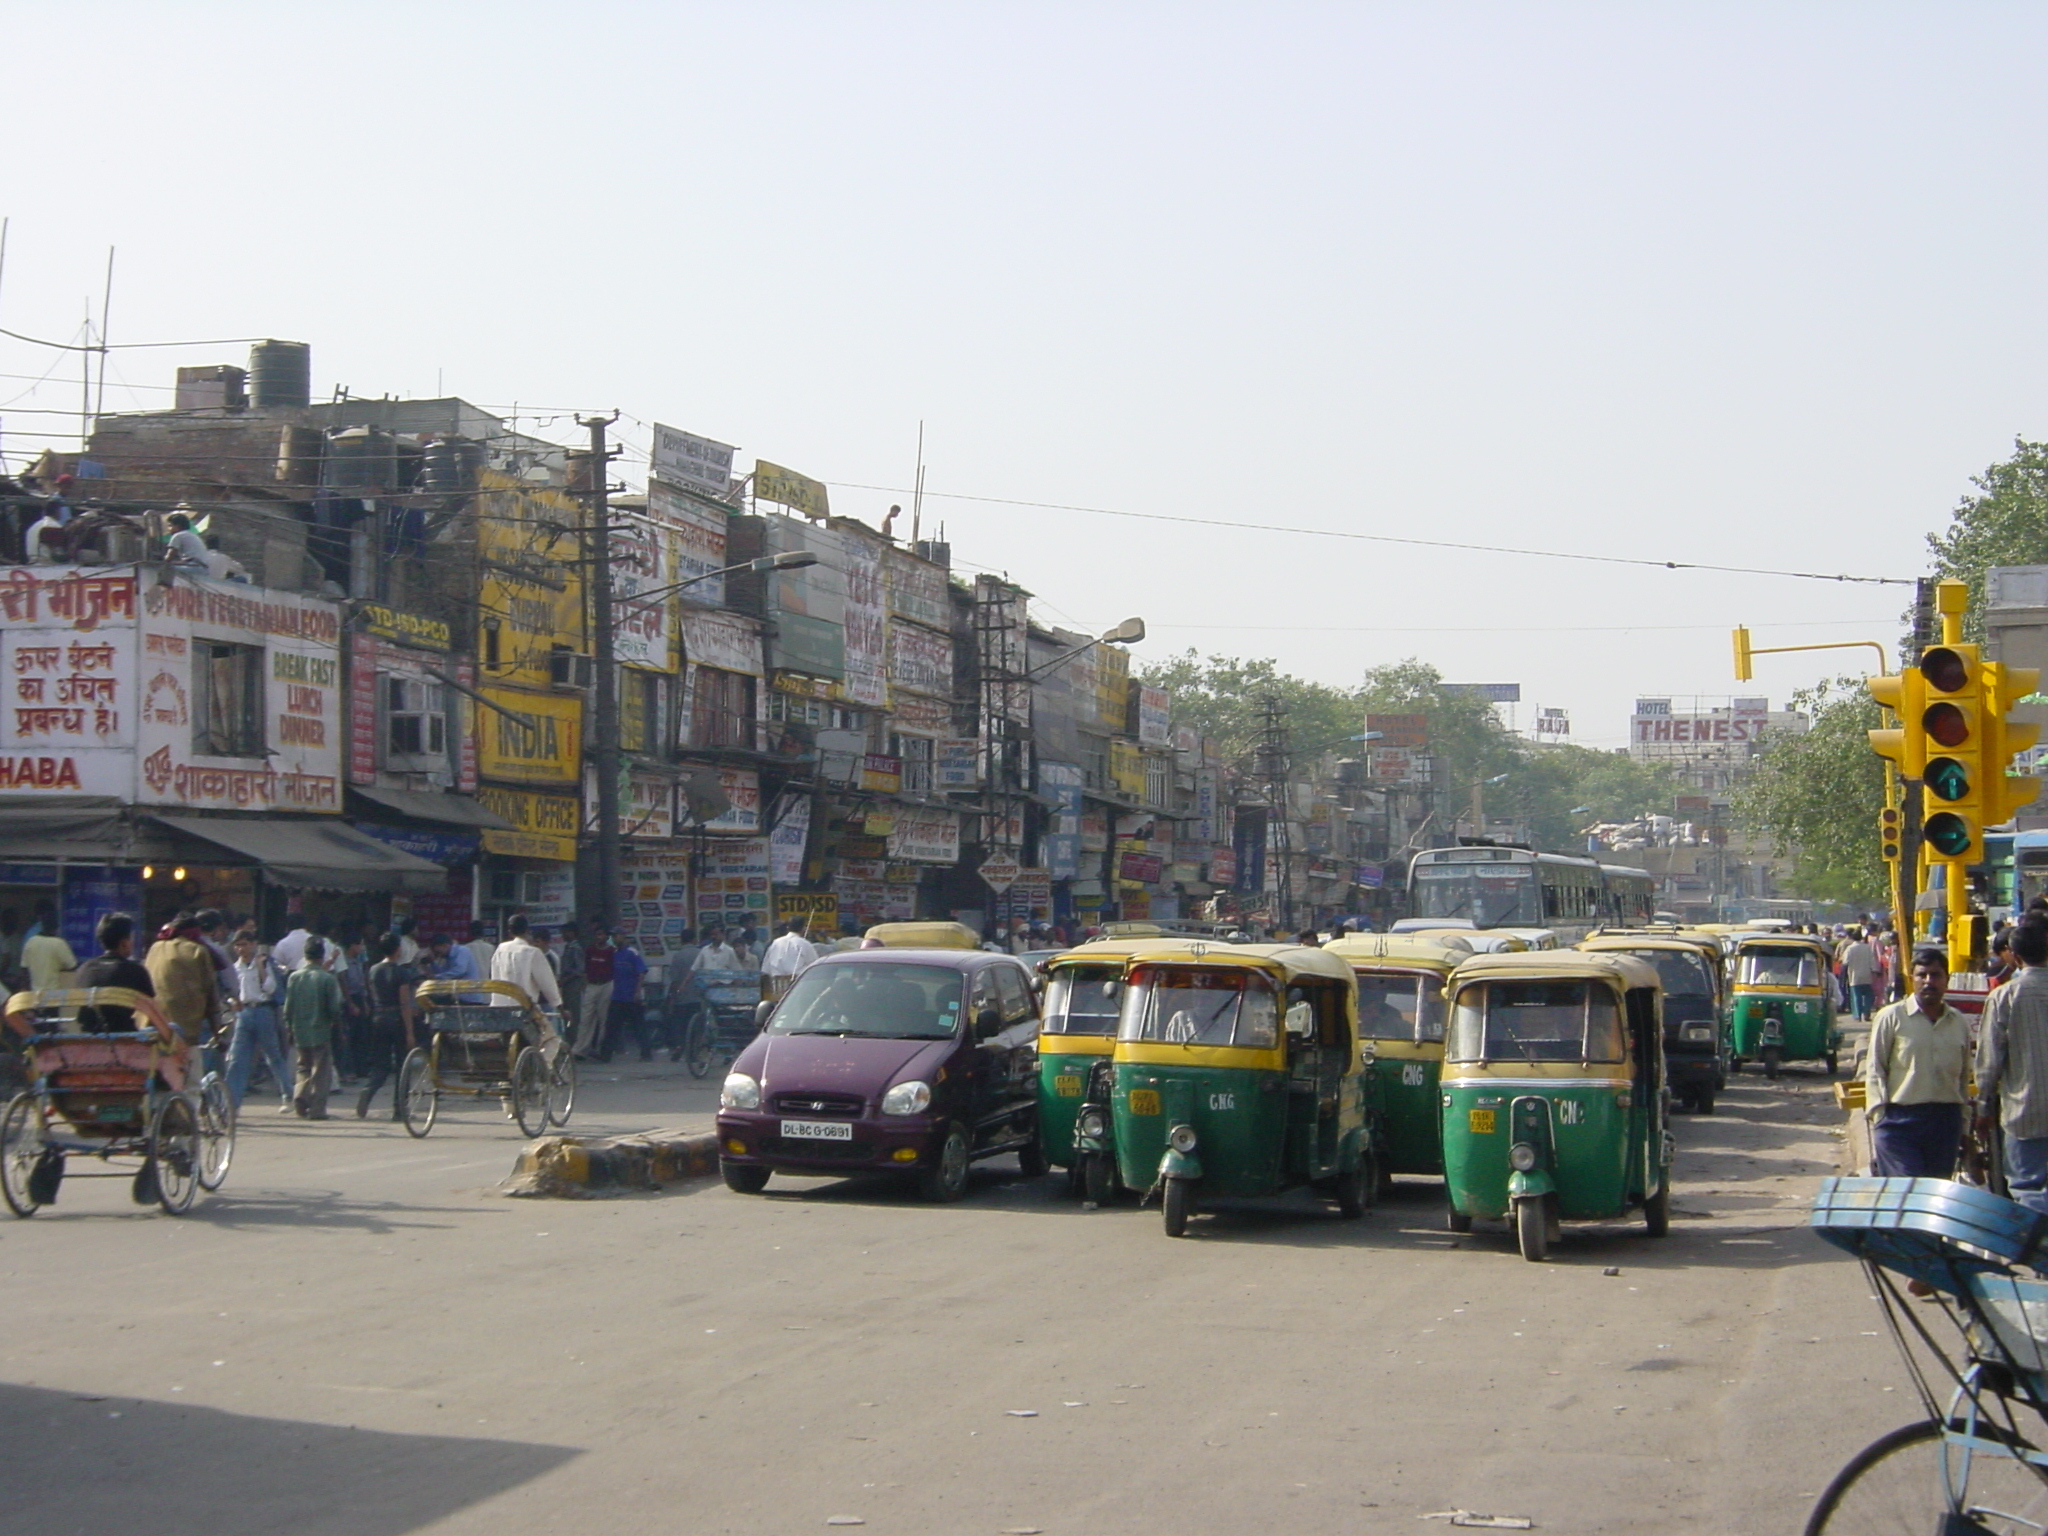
[1054,1074,1083,1098]
[1128,1089,1161,1116]
[781,1119,853,1141]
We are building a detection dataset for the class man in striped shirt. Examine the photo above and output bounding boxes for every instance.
[1977,917,2048,1213]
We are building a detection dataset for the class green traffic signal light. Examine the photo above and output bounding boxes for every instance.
[1926,756,1970,802]
[1926,811,1974,858]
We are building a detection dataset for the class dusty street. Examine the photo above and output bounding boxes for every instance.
[0,1062,1898,1535]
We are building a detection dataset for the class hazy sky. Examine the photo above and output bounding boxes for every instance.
[7,2,2044,749]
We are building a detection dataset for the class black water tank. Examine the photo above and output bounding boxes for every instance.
[248,339,311,408]
[421,435,484,494]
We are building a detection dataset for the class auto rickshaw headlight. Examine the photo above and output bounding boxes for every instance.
[721,1073,761,1110]
[1077,1107,1109,1139]
[1168,1123,1198,1154]
[881,1080,932,1116]
[1682,1025,1715,1043]
[1509,1141,1540,1172]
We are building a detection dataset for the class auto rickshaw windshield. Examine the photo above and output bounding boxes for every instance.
[1618,948,1714,999]
[1447,980,1624,1064]
[1355,973,1445,1042]
[769,962,963,1040]
[1042,966,1122,1036]
[1736,948,1821,989]
[1120,968,1280,1049]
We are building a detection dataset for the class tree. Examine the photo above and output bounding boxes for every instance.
[1734,676,1887,905]
[1137,650,1363,771]
[1927,437,2048,636]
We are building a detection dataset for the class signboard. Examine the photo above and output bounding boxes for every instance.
[861,754,902,794]
[1631,712,1769,748]
[936,738,980,789]
[775,892,839,930]
[678,766,761,833]
[1535,708,1570,737]
[1366,713,1428,750]
[1136,685,1171,747]
[1233,806,1267,896]
[888,807,960,864]
[1110,738,1145,797]
[647,480,731,609]
[578,770,677,840]
[693,837,771,932]
[680,609,762,676]
[478,688,583,786]
[62,866,143,962]
[767,791,812,886]
[978,856,1021,892]
[525,869,576,928]
[1446,683,1522,704]
[610,514,670,669]
[754,460,830,519]
[884,547,949,628]
[650,422,737,501]
[617,848,693,958]
[476,786,581,862]
[475,470,584,691]
[888,621,951,697]
[1355,862,1384,889]
[357,823,480,866]
[358,603,450,652]
[1039,760,1083,880]
[1371,747,1430,785]
[0,567,139,797]
[1118,850,1164,885]
[1208,847,1237,887]
[764,518,846,680]
[840,534,888,708]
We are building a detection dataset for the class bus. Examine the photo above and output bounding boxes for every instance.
[1601,865,1658,928]
[1406,845,1607,943]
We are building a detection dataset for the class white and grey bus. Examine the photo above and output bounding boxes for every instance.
[1406,845,1609,943]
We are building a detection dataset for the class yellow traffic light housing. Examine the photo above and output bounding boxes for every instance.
[1878,806,1902,863]
[1985,661,2043,827]
[1919,640,1984,861]
[1732,627,1754,683]
[1867,669,1926,779]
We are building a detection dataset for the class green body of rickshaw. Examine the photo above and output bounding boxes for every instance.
[1036,939,1182,1199]
[1105,944,1376,1238]
[1440,949,1672,1262]
[1726,933,1839,1078]
[1324,934,1472,1180]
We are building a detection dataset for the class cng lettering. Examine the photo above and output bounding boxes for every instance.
[1208,1092,1235,1111]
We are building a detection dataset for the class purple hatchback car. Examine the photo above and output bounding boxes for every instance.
[716,948,1042,1202]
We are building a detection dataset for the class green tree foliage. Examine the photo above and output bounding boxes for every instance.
[1734,676,1886,905]
[1137,650,1363,769]
[1927,437,2048,636]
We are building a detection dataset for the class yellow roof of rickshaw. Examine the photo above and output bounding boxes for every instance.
[1044,938,1200,966]
[863,921,982,950]
[4,986,175,1038]
[1116,942,1358,985]
[1448,948,1662,992]
[1730,930,1832,954]
[1323,934,1473,971]
[1400,925,1527,951]
[1581,931,1721,960]
[1491,927,1562,949]
[414,978,550,1014]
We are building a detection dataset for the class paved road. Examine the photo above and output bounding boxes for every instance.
[0,1060,1906,1535]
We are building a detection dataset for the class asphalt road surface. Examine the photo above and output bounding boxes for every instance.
[0,1060,1907,1535]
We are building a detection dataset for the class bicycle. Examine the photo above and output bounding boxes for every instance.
[1807,1176,2048,1533]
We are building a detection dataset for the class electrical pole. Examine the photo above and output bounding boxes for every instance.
[580,413,622,932]
[1256,697,1292,933]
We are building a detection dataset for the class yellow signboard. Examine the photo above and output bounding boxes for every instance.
[475,785,581,862]
[754,460,830,520]
[1110,738,1146,797]
[478,688,583,786]
[476,470,585,690]
[1096,643,1130,732]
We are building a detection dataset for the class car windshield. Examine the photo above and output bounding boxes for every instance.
[1619,948,1715,999]
[1120,967,1279,1049]
[768,962,963,1040]
[1447,979,1624,1064]
[1412,864,1540,926]
[1355,972,1445,1042]
[1042,965,1123,1036]
[1737,948,1821,989]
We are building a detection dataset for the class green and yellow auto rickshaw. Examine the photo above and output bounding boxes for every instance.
[1324,934,1472,1184]
[1727,931,1839,1078]
[1105,943,1375,1238]
[1036,939,1180,1199]
[1579,929,1728,1114]
[1441,950,1672,1262]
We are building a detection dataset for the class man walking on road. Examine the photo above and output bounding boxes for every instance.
[283,937,344,1119]
[1866,948,1971,1179]
[225,933,293,1115]
[357,932,418,1120]
[144,913,220,1045]
[491,915,562,1014]
[760,916,819,1002]
[575,923,616,1059]
[1838,929,1878,1022]
[1978,917,2048,1213]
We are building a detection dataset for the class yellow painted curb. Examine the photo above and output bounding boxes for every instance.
[504,1129,719,1197]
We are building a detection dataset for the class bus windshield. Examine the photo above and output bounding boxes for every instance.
[1447,980,1624,1064]
[1042,965,1123,1036]
[1412,864,1540,927]
[1120,968,1279,1049]
[1355,973,1446,1042]
[1737,948,1821,989]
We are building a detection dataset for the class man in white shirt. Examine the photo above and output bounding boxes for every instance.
[164,511,208,568]
[463,920,496,982]
[1838,930,1878,1021]
[491,915,563,1013]
[759,917,820,1001]
[22,923,77,990]
[272,926,312,973]
[691,924,740,975]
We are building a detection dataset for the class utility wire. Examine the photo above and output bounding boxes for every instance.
[827,479,1913,587]
[0,324,281,352]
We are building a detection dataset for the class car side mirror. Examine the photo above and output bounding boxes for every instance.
[755,999,774,1028]
[975,1005,1005,1041]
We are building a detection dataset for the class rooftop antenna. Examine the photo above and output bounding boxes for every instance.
[910,419,926,546]
[95,246,114,420]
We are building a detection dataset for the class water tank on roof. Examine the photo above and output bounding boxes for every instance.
[421,436,484,494]
[913,539,950,568]
[247,340,311,408]
[324,426,395,492]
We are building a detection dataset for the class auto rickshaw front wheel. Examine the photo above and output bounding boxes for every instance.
[1762,1046,1783,1080]
[1515,1196,1550,1262]
[1017,1133,1047,1179]
[1644,1181,1670,1237]
[1162,1175,1192,1237]
[1082,1151,1116,1205]
[1335,1154,1372,1219]
[1446,1203,1473,1234]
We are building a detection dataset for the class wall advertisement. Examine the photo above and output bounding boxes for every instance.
[0,566,138,796]
[936,737,980,789]
[883,546,949,629]
[1109,738,1145,797]
[680,609,763,676]
[611,513,671,669]
[1136,685,1171,747]
[887,620,951,698]
[693,837,771,932]
[478,688,583,785]
[767,791,812,886]
[649,422,737,502]
[680,766,762,833]
[476,785,581,862]
[841,533,888,708]
[618,847,693,958]
[347,633,476,790]
[887,806,960,864]
[475,471,584,691]
[647,480,730,609]
[763,516,847,680]
[1039,761,1084,880]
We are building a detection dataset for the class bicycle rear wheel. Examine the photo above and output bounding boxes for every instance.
[1806,1418,2048,1535]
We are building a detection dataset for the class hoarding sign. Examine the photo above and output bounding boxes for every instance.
[768,791,812,886]
[936,737,980,789]
[1366,713,1428,750]
[646,480,731,609]
[888,807,960,864]
[650,422,737,501]
[475,786,581,862]
[754,460,830,519]
[1137,685,1171,747]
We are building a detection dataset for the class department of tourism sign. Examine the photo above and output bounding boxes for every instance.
[650,422,737,501]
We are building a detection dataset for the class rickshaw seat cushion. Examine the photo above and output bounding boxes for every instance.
[1812,1176,2048,1296]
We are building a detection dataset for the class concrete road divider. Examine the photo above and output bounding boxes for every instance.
[504,1128,719,1197]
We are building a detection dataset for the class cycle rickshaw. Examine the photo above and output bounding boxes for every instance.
[0,986,233,1216]
[681,971,767,1081]
[398,979,575,1138]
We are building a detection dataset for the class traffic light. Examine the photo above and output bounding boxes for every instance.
[1732,627,1754,683]
[1985,660,2043,827]
[1867,668,1926,779]
[1918,640,1984,861]
[1878,806,1902,862]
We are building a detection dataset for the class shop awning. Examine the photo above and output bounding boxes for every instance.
[147,814,449,894]
[0,800,183,863]
[346,786,515,831]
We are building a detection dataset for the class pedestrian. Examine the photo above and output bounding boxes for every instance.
[0,908,22,990]
[72,912,155,1033]
[1977,917,2048,1214]
[20,909,77,991]
[357,932,417,1120]
[143,913,220,1045]
[1838,928,1878,1021]
[692,924,740,975]
[760,916,819,1002]
[463,920,496,982]
[557,924,587,1046]
[225,932,294,1115]
[392,916,422,970]
[575,922,615,1059]
[271,921,314,973]
[490,914,563,1014]
[337,935,371,1082]
[609,937,649,1061]
[427,932,486,1003]
[282,936,344,1119]
[1865,948,1971,1179]
[661,926,704,1061]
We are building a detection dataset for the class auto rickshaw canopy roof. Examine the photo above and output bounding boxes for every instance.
[1047,937,1203,967]
[1730,930,1833,957]
[1122,942,1359,987]
[1323,934,1474,972]
[1581,931,1724,964]
[1447,948,1663,994]
[863,921,982,950]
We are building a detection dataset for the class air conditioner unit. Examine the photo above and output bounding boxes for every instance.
[549,651,597,691]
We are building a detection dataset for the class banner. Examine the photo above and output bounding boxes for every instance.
[754,460,830,519]
[768,791,812,886]
[650,423,737,501]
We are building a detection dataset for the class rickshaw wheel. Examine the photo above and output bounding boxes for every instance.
[683,1013,716,1080]
[1824,1051,1839,1076]
[511,1048,550,1138]
[1083,1152,1115,1206]
[1446,1203,1473,1234]
[1515,1196,1549,1262]
[149,1095,200,1216]
[1643,1180,1670,1238]
[1729,1058,1743,1075]
[0,1092,47,1217]
[1064,1161,1085,1197]
[546,1049,577,1127]
[1336,1154,1372,1219]
[1762,1046,1783,1081]
[399,1048,437,1138]
[1162,1176,1192,1237]
[919,1122,972,1203]
[196,1075,234,1191]
[1017,1133,1048,1178]
[1694,1089,1716,1116]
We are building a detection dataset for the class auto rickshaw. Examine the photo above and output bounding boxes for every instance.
[1323,934,1471,1184]
[1580,928,1728,1114]
[1036,939,1179,1199]
[1727,931,1840,1078]
[1441,949,1672,1262]
[1103,943,1375,1238]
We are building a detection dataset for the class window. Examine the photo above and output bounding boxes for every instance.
[1736,948,1821,989]
[1447,980,1623,1064]
[193,641,264,758]
[689,666,757,750]
[893,734,934,797]
[1145,753,1171,809]
[767,962,963,1040]
[1120,967,1279,1049]
[385,675,447,765]
[1355,972,1445,1042]
[482,618,502,671]
[621,668,662,754]
[993,963,1034,1023]
[1042,965,1122,1036]
[766,692,862,731]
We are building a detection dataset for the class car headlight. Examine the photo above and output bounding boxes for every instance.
[1682,1025,1714,1043]
[721,1073,761,1110]
[1168,1123,1198,1154]
[1077,1107,1108,1139]
[1509,1141,1540,1172]
[881,1080,932,1116]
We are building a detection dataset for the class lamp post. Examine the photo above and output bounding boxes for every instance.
[589,548,819,930]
